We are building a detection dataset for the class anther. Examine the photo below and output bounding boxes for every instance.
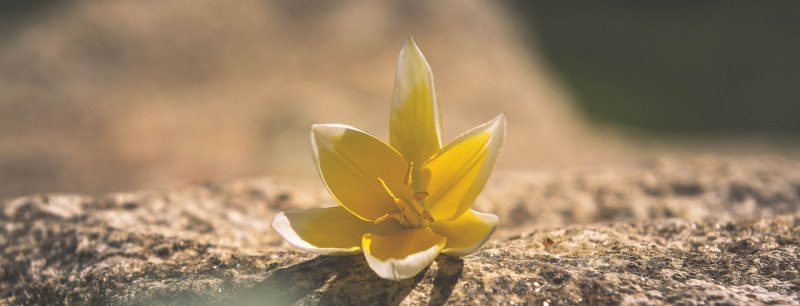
[413,191,429,202]
[422,210,434,223]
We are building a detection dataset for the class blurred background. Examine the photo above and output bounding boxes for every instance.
[1,1,798,199]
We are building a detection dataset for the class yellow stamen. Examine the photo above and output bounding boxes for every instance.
[413,191,429,202]
[422,210,434,223]
[377,177,398,200]
[373,213,401,225]
[403,162,414,186]
[376,177,434,227]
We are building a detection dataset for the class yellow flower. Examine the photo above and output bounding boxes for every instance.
[271,37,505,280]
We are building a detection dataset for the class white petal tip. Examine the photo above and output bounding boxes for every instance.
[364,241,444,281]
[489,114,506,129]
[310,123,350,135]
[271,211,359,256]
[441,211,499,257]
[403,36,419,51]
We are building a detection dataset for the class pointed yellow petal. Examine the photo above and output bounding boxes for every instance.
[431,209,498,257]
[389,37,442,187]
[312,124,411,221]
[421,114,506,221]
[271,207,403,255]
[362,227,446,280]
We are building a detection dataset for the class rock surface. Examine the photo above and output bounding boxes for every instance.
[2,156,800,305]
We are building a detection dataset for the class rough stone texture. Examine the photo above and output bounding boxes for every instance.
[2,156,800,305]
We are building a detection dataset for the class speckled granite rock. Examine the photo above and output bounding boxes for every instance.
[2,156,800,305]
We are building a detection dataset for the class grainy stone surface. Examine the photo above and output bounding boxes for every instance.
[2,156,800,305]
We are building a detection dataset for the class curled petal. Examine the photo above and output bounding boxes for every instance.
[362,227,446,280]
[389,37,442,189]
[271,206,402,255]
[422,114,506,221]
[431,209,498,257]
[312,124,411,220]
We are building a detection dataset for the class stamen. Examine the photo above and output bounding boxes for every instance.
[413,191,429,202]
[377,178,398,200]
[400,208,420,227]
[378,177,419,226]
[376,176,432,228]
[403,162,414,186]
[373,213,402,225]
[422,210,434,223]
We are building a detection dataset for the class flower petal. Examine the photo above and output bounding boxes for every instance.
[431,209,499,257]
[271,206,403,255]
[389,37,442,188]
[421,114,506,221]
[362,227,446,280]
[312,124,411,220]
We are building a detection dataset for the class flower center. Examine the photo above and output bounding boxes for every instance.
[374,162,434,228]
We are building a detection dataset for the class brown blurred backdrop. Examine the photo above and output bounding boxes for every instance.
[1,1,798,198]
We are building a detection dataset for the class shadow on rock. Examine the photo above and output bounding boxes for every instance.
[231,255,334,305]
[428,256,464,306]
[231,254,443,305]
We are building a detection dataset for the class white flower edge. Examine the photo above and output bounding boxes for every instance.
[362,234,446,280]
[440,210,499,257]
[271,211,362,256]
